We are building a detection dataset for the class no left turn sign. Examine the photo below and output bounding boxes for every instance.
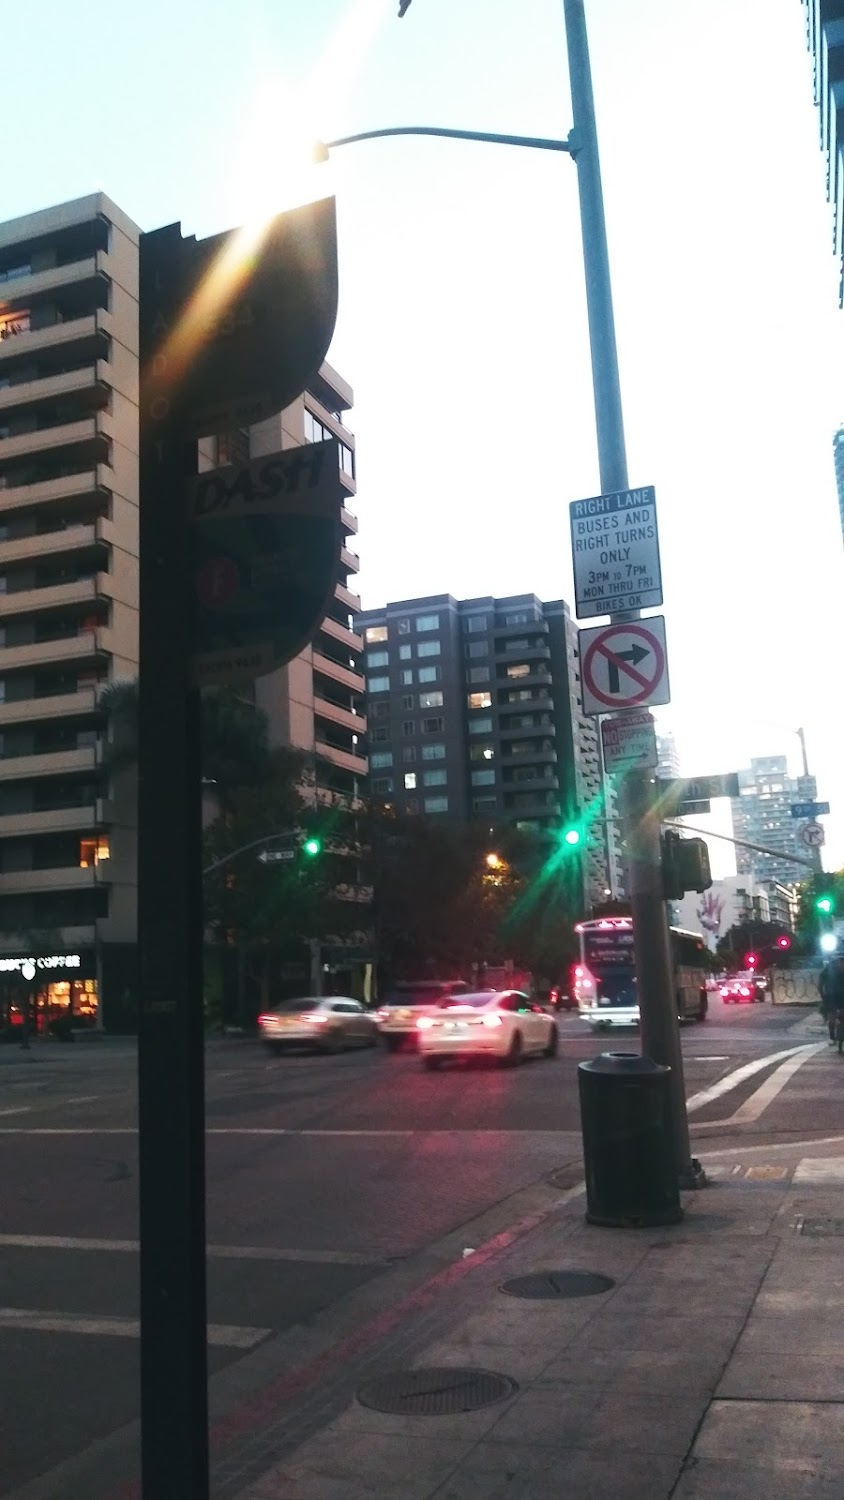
[579,616,670,716]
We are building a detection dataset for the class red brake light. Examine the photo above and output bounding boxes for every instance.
[258,1014,274,1025]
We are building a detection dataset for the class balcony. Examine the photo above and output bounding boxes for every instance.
[318,614,363,652]
[0,631,99,673]
[0,924,97,954]
[498,718,556,739]
[496,670,553,691]
[0,688,97,727]
[0,865,100,894]
[0,417,104,467]
[0,746,98,781]
[0,576,102,619]
[340,545,360,574]
[494,615,547,636]
[494,641,551,664]
[503,771,560,791]
[0,805,98,838]
[0,522,100,569]
[0,361,110,419]
[315,741,368,776]
[0,256,104,307]
[340,506,358,535]
[501,746,558,767]
[312,651,364,694]
[0,465,108,518]
[314,696,367,736]
[0,313,106,371]
[334,581,361,614]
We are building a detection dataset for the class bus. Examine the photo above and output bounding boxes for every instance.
[573,916,708,1031]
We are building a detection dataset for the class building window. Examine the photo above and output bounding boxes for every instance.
[365,625,388,643]
[422,716,444,734]
[416,614,439,632]
[423,769,447,787]
[417,640,441,658]
[506,663,531,679]
[367,675,390,692]
[404,772,417,790]
[505,689,534,703]
[465,615,487,633]
[419,690,443,708]
[79,836,110,868]
[469,716,493,735]
[471,769,496,787]
[468,691,492,710]
[397,618,411,635]
[370,751,393,769]
[339,441,355,479]
[405,797,420,814]
[402,720,415,737]
[502,610,530,626]
[216,428,250,467]
[371,701,390,718]
[470,744,495,762]
[421,743,446,761]
[0,308,31,340]
[466,641,488,658]
[473,796,498,811]
[424,796,449,813]
[372,777,393,794]
[401,669,414,686]
[469,666,490,684]
[403,746,417,762]
[503,638,530,653]
[399,644,412,660]
[418,666,441,684]
[366,650,389,668]
[371,724,390,742]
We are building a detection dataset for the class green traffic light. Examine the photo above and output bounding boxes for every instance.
[302,836,322,857]
[816,895,834,915]
[563,827,581,847]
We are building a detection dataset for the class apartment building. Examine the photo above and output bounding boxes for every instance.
[0,194,140,1036]
[731,755,818,888]
[357,592,616,907]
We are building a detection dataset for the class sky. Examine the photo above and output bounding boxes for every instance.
[4,0,842,877]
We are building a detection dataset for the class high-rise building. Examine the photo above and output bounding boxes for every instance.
[802,2,844,303]
[357,592,617,906]
[0,193,141,1034]
[0,193,366,1029]
[730,755,817,889]
[833,426,844,543]
[655,729,681,783]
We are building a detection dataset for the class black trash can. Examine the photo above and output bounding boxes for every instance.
[578,1052,682,1227]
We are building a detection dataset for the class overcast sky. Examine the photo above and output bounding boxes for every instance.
[5,0,842,876]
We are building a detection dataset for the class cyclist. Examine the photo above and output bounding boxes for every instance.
[818,957,844,1049]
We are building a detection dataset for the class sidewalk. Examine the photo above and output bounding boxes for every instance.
[232,1139,844,1499]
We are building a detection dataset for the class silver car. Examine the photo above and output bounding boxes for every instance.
[258,996,378,1054]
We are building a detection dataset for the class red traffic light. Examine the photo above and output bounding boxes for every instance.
[745,952,758,969]
[776,935,791,950]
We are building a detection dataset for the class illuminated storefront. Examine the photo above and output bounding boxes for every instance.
[0,952,99,1037]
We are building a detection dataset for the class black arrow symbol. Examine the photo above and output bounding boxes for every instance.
[607,642,650,694]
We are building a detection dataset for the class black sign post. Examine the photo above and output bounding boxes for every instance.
[136,199,338,1498]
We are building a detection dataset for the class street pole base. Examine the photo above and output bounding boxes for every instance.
[678,1158,707,1191]
[585,1205,684,1229]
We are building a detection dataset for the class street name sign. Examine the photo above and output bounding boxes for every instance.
[188,439,343,687]
[657,774,740,808]
[569,485,663,618]
[580,616,670,716]
[791,801,830,819]
[257,848,296,864]
[601,710,658,773]
[801,821,825,849]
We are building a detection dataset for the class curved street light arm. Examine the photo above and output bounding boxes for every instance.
[318,125,575,158]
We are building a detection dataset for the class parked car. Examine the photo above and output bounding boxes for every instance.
[258,996,378,1053]
[376,980,469,1051]
[417,989,559,1070]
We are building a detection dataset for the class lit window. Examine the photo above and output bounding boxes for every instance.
[404,772,417,790]
[421,743,446,761]
[365,625,387,644]
[468,691,492,710]
[469,716,493,735]
[424,796,449,813]
[416,614,440,632]
[370,751,393,769]
[0,308,30,340]
[418,666,440,684]
[79,836,110,868]
[506,663,531,679]
[367,675,390,693]
[366,650,388,668]
[417,640,441,658]
[419,691,443,708]
[423,769,447,787]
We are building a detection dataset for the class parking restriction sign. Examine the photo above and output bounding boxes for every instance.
[580,617,670,717]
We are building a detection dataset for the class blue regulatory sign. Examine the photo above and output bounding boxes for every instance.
[790,801,830,819]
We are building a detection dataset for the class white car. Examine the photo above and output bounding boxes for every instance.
[258,996,378,1054]
[416,990,558,1070]
[376,981,469,1051]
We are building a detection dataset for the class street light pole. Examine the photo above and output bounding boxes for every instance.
[563,0,697,1186]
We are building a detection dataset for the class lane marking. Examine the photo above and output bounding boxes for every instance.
[692,1043,826,1130]
[793,1157,844,1184]
[686,1044,817,1114]
[694,1055,729,1062]
[0,1106,32,1118]
[0,1308,268,1348]
[701,1134,844,1159]
[0,1234,387,1266]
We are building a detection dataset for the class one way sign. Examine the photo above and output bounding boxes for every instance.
[579,616,670,717]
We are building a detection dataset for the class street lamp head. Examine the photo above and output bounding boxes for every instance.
[312,141,330,165]
[820,932,838,954]
[485,852,503,870]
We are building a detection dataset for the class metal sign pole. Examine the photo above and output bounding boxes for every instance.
[564,0,697,1185]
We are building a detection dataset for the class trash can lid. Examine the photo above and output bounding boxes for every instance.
[578,1052,670,1076]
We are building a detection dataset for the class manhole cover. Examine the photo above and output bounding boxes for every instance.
[356,1367,516,1416]
[796,1218,844,1237]
[500,1270,615,1299]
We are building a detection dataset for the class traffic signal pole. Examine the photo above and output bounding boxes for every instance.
[563,0,698,1187]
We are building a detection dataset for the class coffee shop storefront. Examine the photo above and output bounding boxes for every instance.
[0,952,99,1038]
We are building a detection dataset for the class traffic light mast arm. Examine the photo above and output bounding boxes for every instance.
[664,821,816,872]
[203,830,297,876]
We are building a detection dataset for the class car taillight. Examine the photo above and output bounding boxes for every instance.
[417,1016,436,1029]
[377,1007,390,1018]
[481,1013,503,1028]
[301,1012,328,1023]
[739,988,750,997]
[258,1014,273,1025]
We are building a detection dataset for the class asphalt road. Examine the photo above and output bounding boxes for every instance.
[0,995,837,1497]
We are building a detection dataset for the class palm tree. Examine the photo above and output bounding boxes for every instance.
[98,679,276,810]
